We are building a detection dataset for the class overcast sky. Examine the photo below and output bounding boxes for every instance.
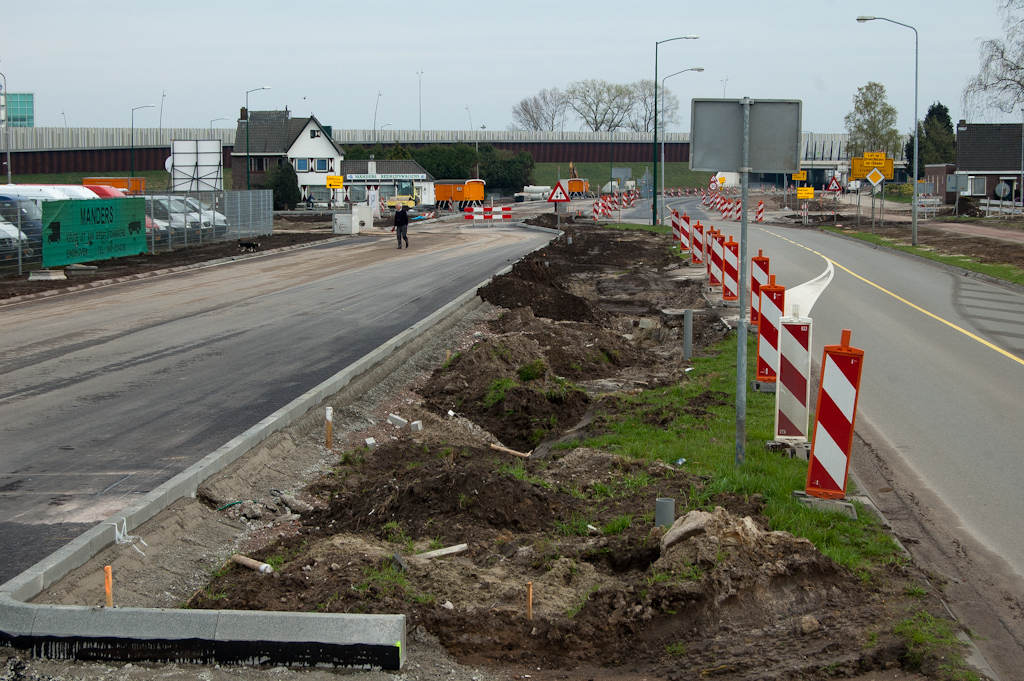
[0,0,1014,135]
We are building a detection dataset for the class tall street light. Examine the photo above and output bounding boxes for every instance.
[653,35,699,225]
[245,86,271,190]
[660,67,704,225]
[373,91,382,144]
[416,68,424,135]
[209,116,230,139]
[0,70,10,184]
[380,123,391,144]
[857,15,918,245]
[131,104,155,179]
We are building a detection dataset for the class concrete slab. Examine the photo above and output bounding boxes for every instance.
[792,491,857,519]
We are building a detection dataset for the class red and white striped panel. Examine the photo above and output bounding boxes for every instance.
[756,275,785,382]
[756,200,764,222]
[722,236,739,301]
[732,200,742,221]
[464,206,512,220]
[690,221,705,265]
[680,212,691,253]
[700,189,708,206]
[750,250,770,326]
[709,232,724,287]
[775,315,811,441]
[805,329,864,500]
[670,212,681,244]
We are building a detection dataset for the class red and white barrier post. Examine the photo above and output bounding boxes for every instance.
[691,221,705,266]
[732,199,742,221]
[680,212,691,253]
[708,230,724,288]
[775,309,812,443]
[805,329,864,500]
[670,210,681,247]
[750,249,770,326]
[756,274,785,387]
[756,200,764,222]
[722,236,739,301]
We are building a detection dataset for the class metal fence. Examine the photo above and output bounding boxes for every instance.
[0,190,273,275]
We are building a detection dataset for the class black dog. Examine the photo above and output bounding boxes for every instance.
[237,240,260,253]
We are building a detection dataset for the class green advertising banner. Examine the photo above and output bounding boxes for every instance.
[41,198,147,268]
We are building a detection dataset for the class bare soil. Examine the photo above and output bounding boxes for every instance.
[164,222,966,680]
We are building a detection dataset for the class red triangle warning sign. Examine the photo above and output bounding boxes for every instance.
[826,177,842,192]
[548,181,570,202]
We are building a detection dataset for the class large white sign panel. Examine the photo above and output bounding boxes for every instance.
[171,139,224,192]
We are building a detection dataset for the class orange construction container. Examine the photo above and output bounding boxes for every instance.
[566,178,589,194]
[83,177,146,194]
[434,179,485,203]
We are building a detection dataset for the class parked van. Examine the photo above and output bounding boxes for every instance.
[0,216,31,261]
[0,195,44,247]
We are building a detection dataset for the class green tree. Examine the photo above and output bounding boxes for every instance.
[478,146,535,191]
[265,161,301,210]
[844,81,901,158]
[383,143,413,160]
[904,102,956,178]
[412,143,478,179]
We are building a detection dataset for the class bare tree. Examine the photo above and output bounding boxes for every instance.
[566,79,633,131]
[624,79,680,133]
[964,1,1024,114]
[509,88,569,131]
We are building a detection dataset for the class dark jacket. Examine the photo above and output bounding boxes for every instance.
[394,206,410,228]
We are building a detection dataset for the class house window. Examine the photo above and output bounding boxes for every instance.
[315,159,328,172]
[295,158,309,172]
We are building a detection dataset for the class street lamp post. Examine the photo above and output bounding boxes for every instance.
[416,69,424,135]
[653,35,699,225]
[380,123,391,144]
[857,15,918,245]
[209,116,230,139]
[465,106,473,131]
[245,86,271,190]
[0,70,10,184]
[373,90,382,144]
[660,67,704,225]
[131,104,156,179]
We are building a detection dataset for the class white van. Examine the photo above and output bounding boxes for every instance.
[0,185,71,202]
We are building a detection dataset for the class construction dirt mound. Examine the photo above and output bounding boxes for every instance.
[188,224,961,680]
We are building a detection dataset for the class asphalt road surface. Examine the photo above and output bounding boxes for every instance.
[0,226,551,583]
[672,195,1024,676]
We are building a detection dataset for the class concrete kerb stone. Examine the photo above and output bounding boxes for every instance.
[0,228,556,668]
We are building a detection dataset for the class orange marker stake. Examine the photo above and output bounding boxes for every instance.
[104,565,113,608]
[527,582,533,620]
[325,407,334,451]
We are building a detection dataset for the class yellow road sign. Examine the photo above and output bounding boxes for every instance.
[792,171,807,181]
[326,175,345,189]
[851,157,894,180]
[797,187,815,199]
[866,167,886,186]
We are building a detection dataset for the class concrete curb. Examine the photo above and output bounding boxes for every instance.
[0,229,556,668]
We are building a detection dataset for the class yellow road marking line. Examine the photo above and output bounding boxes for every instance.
[761,228,1024,367]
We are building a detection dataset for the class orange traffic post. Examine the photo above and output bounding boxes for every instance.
[756,275,786,383]
[750,250,770,326]
[527,582,533,620]
[805,330,865,500]
[104,565,113,608]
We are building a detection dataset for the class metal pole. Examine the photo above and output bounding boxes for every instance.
[1019,108,1023,216]
[245,86,270,191]
[683,308,693,361]
[417,69,424,134]
[0,71,10,184]
[651,35,699,226]
[659,67,704,226]
[735,98,751,467]
[130,104,154,179]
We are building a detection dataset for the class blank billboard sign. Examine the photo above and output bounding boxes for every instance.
[171,140,224,192]
[690,99,802,174]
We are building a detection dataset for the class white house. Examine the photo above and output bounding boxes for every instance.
[286,115,345,204]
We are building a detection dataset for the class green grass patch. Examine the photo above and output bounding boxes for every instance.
[577,332,901,573]
[665,641,687,656]
[533,162,706,194]
[497,459,551,488]
[822,226,1024,287]
[893,611,975,678]
[483,377,516,408]
[518,358,547,381]
[355,562,409,598]
[554,511,591,536]
[602,514,633,535]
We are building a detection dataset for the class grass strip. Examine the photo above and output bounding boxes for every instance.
[822,226,1024,287]
[579,331,901,575]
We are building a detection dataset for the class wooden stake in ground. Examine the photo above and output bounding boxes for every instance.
[489,442,531,458]
[325,406,333,450]
[527,581,533,620]
[104,565,113,608]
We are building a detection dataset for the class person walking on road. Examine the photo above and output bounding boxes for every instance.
[393,202,410,249]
